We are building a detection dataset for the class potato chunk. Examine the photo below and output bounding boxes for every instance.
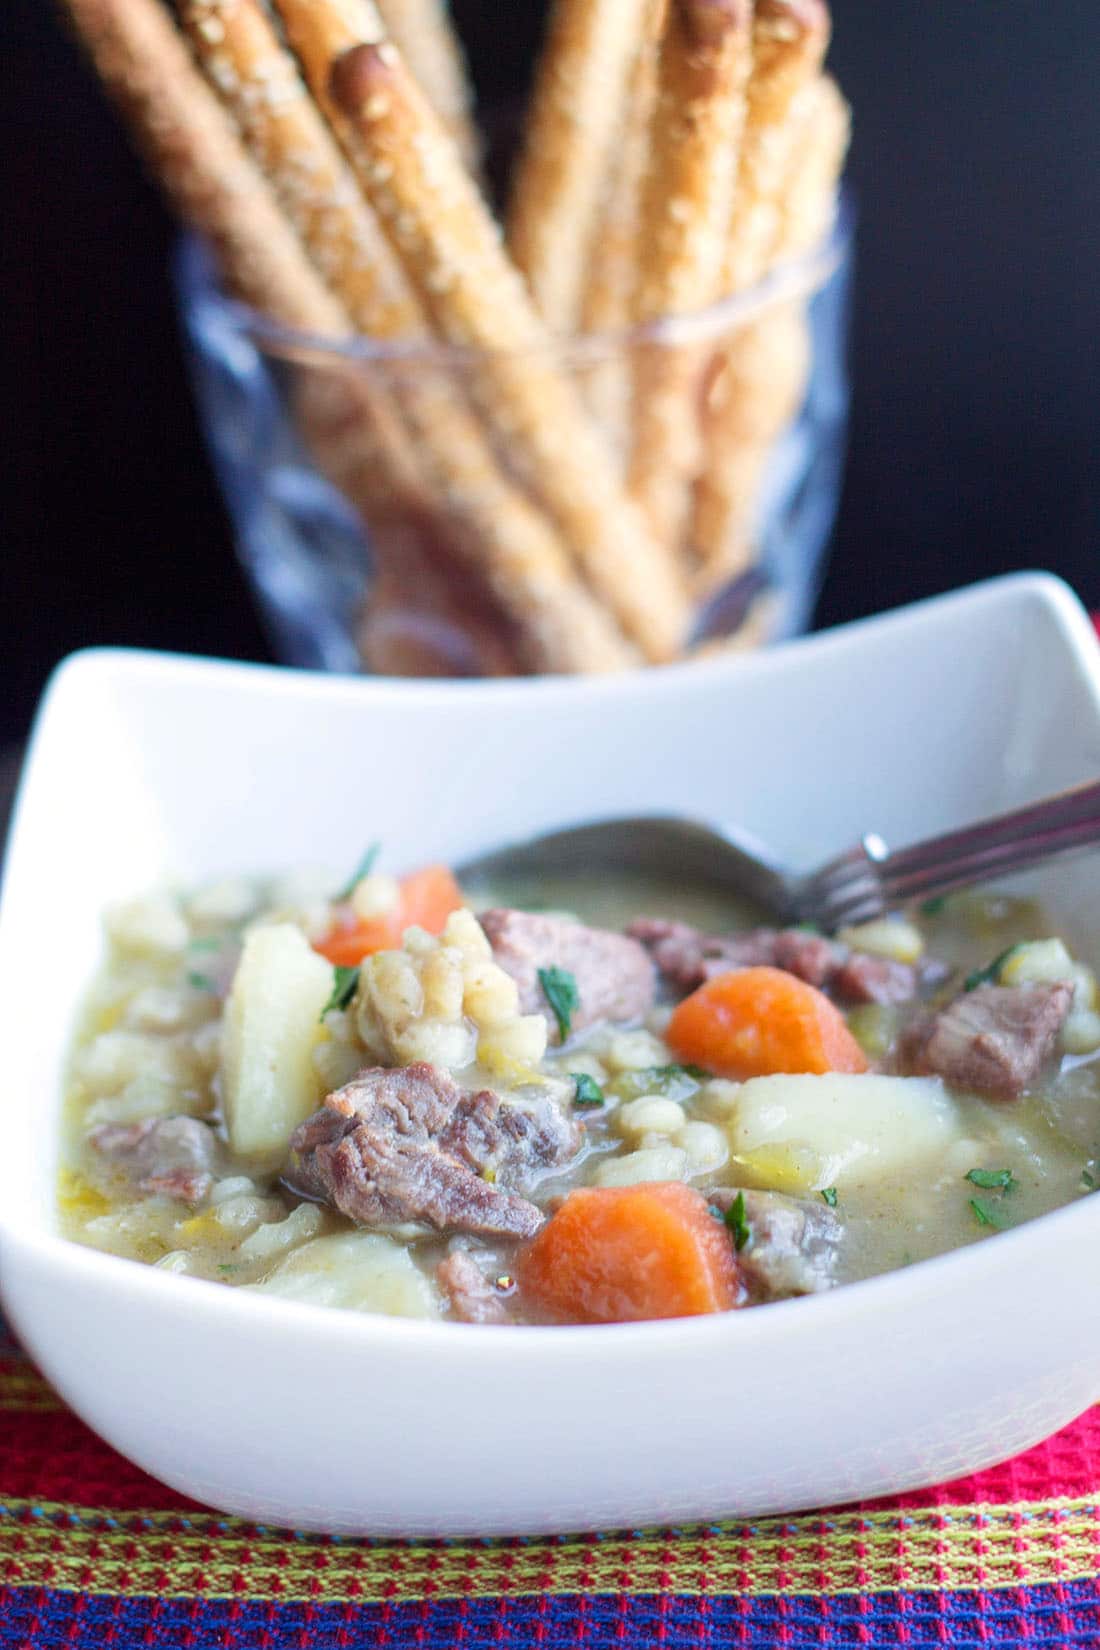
[221,923,335,1160]
[724,1073,959,1193]
[251,1232,440,1317]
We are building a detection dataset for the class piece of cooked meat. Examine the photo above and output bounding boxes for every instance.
[287,1063,584,1239]
[628,918,924,1006]
[708,1186,841,1300]
[89,1116,220,1204]
[479,908,656,1041]
[437,1249,515,1324]
[897,981,1073,1100]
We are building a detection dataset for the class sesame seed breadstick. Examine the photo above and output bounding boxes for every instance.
[58,0,418,514]
[578,0,666,447]
[506,0,654,332]
[625,0,754,551]
[68,0,632,675]
[277,0,690,659]
[375,0,480,171]
[181,0,422,337]
[691,73,849,594]
[688,1,832,580]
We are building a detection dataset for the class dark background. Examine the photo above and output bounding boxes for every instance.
[6,0,1098,744]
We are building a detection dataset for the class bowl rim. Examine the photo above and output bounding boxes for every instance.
[4,569,1100,1363]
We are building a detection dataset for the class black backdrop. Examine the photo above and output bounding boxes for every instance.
[6,0,1098,743]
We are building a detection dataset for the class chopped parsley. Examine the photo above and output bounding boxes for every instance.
[216,1263,239,1275]
[965,1167,1018,1193]
[724,1190,752,1252]
[969,1197,1008,1230]
[188,935,222,952]
[964,945,1023,993]
[570,1073,605,1108]
[820,1186,839,1208]
[334,842,380,902]
[538,966,579,1042]
[1082,1169,1097,1192]
[186,971,218,995]
[320,964,360,1019]
[920,896,948,917]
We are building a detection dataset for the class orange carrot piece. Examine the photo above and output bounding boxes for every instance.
[667,965,869,1080]
[517,1182,743,1324]
[314,864,464,966]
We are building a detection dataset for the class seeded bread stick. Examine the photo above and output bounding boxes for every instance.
[375,0,480,171]
[625,0,753,552]
[689,1,831,577]
[506,0,653,332]
[58,0,421,513]
[277,0,690,659]
[690,73,848,594]
[578,0,667,447]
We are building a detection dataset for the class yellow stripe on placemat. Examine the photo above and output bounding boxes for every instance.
[0,1364,62,1414]
[0,1496,1097,1599]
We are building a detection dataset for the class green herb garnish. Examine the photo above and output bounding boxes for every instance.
[571,1073,605,1108]
[186,971,218,994]
[188,935,222,952]
[334,842,380,902]
[964,945,1023,993]
[1082,1169,1097,1191]
[538,966,579,1041]
[725,1191,752,1252]
[920,896,948,917]
[820,1186,839,1208]
[794,921,820,934]
[965,1167,1018,1193]
[217,1264,239,1275]
[969,1197,1007,1230]
[320,965,360,1020]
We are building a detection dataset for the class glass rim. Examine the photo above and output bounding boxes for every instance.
[179,190,854,371]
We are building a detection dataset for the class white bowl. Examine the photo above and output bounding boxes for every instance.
[2,573,1099,1538]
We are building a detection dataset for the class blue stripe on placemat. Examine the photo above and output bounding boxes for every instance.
[2,1583,1099,1648]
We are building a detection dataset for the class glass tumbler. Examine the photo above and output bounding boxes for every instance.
[175,201,852,677]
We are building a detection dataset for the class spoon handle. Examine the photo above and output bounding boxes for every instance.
[807,777,1100,929]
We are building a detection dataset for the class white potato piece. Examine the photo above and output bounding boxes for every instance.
[221,923,334,1160]
[725,1073,959,1193]
[252,1232,440,1317]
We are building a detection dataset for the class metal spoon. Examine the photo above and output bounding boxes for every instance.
[457,778,1100,933]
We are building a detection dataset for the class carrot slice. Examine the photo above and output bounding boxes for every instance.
[667,965,869,1080]
[314,865,464,967]
[517,1182,742,1324]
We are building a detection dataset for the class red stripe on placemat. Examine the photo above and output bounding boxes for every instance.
[3,1356,1099,1519]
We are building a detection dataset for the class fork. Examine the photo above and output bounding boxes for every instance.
[457,778,1100,933]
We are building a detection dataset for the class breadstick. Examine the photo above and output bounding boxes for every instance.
[506,0,653,332]
[688,1,831,579]
[625,0,754,551]
[277,0,690,659]
[578,0,666,447]
[375,0,479,171]
[691,73,850,593]
[58,0,419,516]
[723,0,831,294]
[67,0,633,676]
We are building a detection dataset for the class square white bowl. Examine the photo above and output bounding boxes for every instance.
[2,572,1099,1538]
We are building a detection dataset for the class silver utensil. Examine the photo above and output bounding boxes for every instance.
[458,778,1100,933]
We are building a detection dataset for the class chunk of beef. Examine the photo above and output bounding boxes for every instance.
[89,1116,220,1204]
[897,981,1073,1100]
[628,918,923,1005]
[709,1186,841,1300]
[480,909,656,1041]
[437,1249,515,1325]
[288,1062,583,1239]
